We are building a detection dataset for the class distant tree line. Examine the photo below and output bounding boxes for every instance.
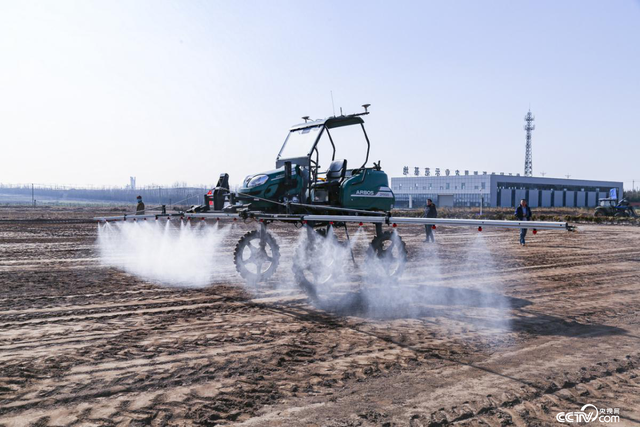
[0,183,214,206]
[624,190,640,202]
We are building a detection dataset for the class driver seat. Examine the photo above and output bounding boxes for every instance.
[312,159,347,204]
[325,159,347,182]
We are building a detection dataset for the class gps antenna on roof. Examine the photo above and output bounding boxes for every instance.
[330,91,336,117]
[302,116,310,123]
[362,104,370,113]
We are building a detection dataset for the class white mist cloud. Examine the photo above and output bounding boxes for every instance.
[289,226,512,334]
[97,220,235,287]
[97,221,513,336]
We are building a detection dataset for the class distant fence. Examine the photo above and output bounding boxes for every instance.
[0,184,213,206]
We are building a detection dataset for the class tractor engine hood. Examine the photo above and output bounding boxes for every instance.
[241,168,287,190]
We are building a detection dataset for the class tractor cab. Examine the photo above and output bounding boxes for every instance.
[276,113,369,205]
[598,198,617,208]
[235,105,395,213]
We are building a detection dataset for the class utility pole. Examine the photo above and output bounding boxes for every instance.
[31,184,35,207]
[523,110,535,177]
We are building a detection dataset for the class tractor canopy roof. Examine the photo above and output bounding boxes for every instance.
[289,115,364,131]
[276,113,370,168]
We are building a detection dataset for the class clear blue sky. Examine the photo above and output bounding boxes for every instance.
[1,1,639,189]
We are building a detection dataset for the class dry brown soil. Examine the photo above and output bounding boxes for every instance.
[0,207,639,426]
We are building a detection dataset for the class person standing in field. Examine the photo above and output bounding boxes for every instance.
[515,199,532,245]
[424,198,437,242]
[136,195,145,215]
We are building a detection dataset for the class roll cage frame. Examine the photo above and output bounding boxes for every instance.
[275,112,372,203]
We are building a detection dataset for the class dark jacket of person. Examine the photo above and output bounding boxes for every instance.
[424,203,437,218]
[136,201,145,215]
[515,205,532,220]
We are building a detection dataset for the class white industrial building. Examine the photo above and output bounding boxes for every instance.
[391,172,623,208]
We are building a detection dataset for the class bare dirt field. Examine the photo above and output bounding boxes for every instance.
[0,207,639,426]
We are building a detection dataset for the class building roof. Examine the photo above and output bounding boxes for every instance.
[391,174,622,186]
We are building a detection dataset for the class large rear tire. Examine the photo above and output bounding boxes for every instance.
[234,230,280,283]
[365,230,408,282]
[292,228,347,300]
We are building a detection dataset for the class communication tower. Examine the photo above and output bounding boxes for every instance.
[524,110,535,177]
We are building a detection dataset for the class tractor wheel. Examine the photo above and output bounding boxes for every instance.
[594,210,605,217]
[234,229,280,283]
[365,230,408,282]
[292,228,347,301]
[615,212,628,218]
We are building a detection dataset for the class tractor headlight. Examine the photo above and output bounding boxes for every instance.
[247,174,269,188]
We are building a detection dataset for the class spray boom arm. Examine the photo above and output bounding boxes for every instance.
[94,211,572,231]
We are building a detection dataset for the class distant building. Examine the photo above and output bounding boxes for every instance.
[391,173,623,208]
